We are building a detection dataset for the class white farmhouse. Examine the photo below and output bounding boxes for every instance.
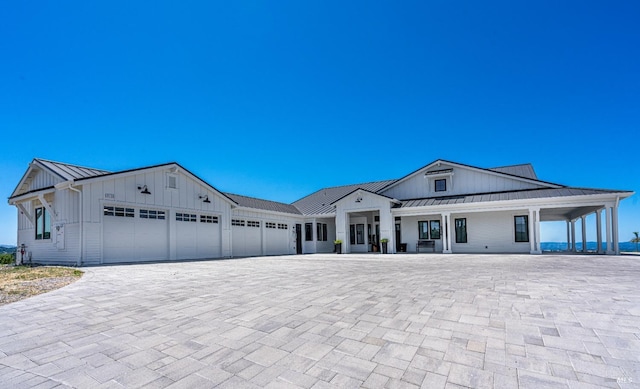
[8,158,633,265]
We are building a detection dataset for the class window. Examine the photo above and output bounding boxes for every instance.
[104,206,134,218]
[430,220,441,239]
[232,219,245,226]
[514,215,529,242]
[356,224,365,244]
[435,179,447,192]
[201,215,219,224]
[350,225,356,244]
[247,220,260,228]
[278,223,288,230]
[177,213,197,222]
[35,207,51,240]
[418,220,441,239]
[266,222,276,229]
[455,218,467,243]
[305,223,313,241]
[140,209,166,220]
[418,221,430,240]
[316,223,328,241]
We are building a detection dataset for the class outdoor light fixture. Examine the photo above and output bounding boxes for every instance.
[355,196,363,203]
[199,195,211,203]
[138,185,151,195]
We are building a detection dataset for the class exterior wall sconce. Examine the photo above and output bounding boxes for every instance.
[199,195,211,203]
[355,196,363,203]
[137,185,151,195]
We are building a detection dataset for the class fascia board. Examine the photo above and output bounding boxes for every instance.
[232,206,303,218]
[8,187,57,205]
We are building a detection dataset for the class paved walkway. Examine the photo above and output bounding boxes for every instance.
[1,254,639,388]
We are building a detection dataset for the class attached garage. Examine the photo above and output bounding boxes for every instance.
[265,222,291,255]
[103,206,168,263]
[175,212,222,260]
[231,218,262,257]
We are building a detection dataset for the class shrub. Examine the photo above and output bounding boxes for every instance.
[0,253,16,265]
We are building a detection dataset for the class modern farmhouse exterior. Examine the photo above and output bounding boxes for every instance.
[8,158,633,265]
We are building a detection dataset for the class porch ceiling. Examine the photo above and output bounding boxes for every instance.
[540,206,603,222]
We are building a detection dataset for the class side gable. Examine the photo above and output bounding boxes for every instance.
[10,160,67,199]
[379,160,561,200]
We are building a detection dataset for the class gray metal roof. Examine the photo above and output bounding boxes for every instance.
[292,180,397,215]
[225,193,302,215]
[400,187,631,208]
[489,164,538,180]
[35,158,111,181]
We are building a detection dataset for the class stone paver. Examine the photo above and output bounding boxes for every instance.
[1,254,639,388]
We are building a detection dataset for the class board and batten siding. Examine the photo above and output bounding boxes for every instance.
[381,164,548,200]
[450,210,531,254]
[79,167,233,263]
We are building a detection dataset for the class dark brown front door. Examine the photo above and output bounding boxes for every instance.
[296,224,302,254]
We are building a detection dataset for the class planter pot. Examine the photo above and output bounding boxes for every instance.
[335,243,342,254]
[381,242,388,254]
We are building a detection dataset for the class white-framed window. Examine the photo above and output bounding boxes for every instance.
[200,215,219,224]
[277,223,288,230]
[104,206,135,218]
[176,213,197,222]
[232,219,245,226]
[514,215,529,242]
[266,222,276,229]
[35,207,51,240]
[140,209,166,220]
[247,220,260,228]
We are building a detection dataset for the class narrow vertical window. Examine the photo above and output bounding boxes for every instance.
[322,223,328,242]
[455,218,467,243]
[356,224,365,244]
[514,215,529,242]
[35,207,51,240]
[316,223,322,242]
[305,223,313,241]
[430,220,441,239]
[418,221,429,239]
[350,224,356,244]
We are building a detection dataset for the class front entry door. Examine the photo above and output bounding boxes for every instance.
[295,224,302,254]
[395,223,402,252]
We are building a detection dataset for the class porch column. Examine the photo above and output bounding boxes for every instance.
[612,202,620,255]
[605,206,613,254]
[534,209,541,254]
[581,216,587,253]
[566,220,571,251]
[442,212,452,254]
[571,219,577,252]
[529,209,535,253]
[596,210,603,254]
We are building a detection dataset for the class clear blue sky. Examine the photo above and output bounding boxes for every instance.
[1,1,638,245]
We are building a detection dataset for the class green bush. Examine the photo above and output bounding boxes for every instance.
[0,253,16,265]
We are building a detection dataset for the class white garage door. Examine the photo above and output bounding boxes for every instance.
[232,219,262,257]
[176,213,221,260]
[103,206,168,263]
[265,222,291,255]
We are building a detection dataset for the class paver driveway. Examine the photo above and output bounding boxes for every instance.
[1,254,639,388]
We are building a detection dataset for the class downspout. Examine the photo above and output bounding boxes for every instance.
[66,184,83,266]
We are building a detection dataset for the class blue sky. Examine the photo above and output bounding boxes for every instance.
[1,1,638,245]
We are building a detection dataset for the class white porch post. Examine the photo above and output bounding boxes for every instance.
[529,208,541,254]
[581,216,587,253]
[529,209,535,253]
[442,212,452,253]
[605,206,613,254]
[596,210,603,254]
[566,220,571,251]
[534,209,541,254]
[571,219,577,252]
[612,202,620,255]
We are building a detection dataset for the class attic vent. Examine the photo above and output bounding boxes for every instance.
[167,174,177,189]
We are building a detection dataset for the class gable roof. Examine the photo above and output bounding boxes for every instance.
[224,193,301,215]
[35,158,111,181]
[377,159,561,194]
[292,180,397,215]
[488,163,538,180]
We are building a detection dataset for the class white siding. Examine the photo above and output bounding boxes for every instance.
[29,169,62,192]
[381,163,547,200]
[450,211,530,254]
[398,215,445,253]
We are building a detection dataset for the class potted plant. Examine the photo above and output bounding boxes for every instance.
[334,240,343,254]
[380,238,389,254]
